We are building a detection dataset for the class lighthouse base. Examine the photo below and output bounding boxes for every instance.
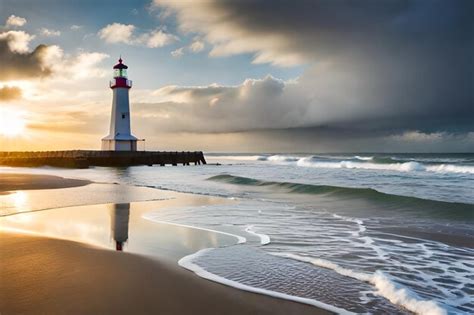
[101,139,137,151]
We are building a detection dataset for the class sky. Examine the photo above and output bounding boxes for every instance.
[0,0,472,153]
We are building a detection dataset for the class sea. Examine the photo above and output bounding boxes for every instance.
[3,153,474,314]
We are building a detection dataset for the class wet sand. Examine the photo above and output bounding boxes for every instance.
[0,232,329,315]
[0,173,90,193]
[0,175,331,314]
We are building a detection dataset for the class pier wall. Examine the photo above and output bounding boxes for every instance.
[0,151,207,168]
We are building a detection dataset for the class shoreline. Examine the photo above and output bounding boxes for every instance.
[0,173,332,314]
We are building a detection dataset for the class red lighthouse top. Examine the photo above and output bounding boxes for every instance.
[110,57,132,89]
[113,57,128,70]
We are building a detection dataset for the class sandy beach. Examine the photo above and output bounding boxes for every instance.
[0,173,90,193]
[0,173,330,315]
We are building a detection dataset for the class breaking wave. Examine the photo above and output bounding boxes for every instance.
[296,157,474,174]
[211,154,474,174]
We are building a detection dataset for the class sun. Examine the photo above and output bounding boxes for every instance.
[0,108,26,137]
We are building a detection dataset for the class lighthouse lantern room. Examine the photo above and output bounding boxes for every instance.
[101,58,139,151]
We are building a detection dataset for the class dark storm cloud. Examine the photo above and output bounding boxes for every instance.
[0,86,22,101]
[153,0,473,139]
[0,35,53,80]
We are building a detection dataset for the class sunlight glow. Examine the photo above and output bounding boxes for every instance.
[0,108,26,137]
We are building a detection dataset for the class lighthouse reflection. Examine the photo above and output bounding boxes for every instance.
[110,203,130,251]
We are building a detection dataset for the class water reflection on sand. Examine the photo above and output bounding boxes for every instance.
[0,186,237,261]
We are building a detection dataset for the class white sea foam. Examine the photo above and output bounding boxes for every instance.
[142,214,247,244]
[271,252,447,315]
[354,156,373,161]
[179,248,355,315]
[266,155,299,162]
[425,164,474,174]
[332,214,366,235]
[207,155,267,161]
[208,155,474,174]
[245,225,271,245]
[297,158,426,172]
[295,158,474,174]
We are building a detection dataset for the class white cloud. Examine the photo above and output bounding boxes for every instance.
[141,75,315,133]
[70,25,82,31]
[98,23,135,44]
[63,52,110,79]
[141,29,178,48]
[0,31,35,53]
[152,1,305,66]
[40,28,61,37]
[0,28,108,82]
[98,23,177,48]
[171,47,184,58]
[6,15,27,27]
[189,39,204,52]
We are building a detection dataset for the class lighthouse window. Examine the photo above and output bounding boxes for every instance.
[114,69,128,78]
[122,114,126,119]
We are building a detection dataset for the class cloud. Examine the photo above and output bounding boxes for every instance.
[0,29,108,81]
[390,131,446,143]
[140,29,178,48]
[70,25,82,31]
[51,52,109,80]
[138,61,473,139]
[0,31,57,80]
[98,23,177,48]
[0,30,34,53]
[5,15,27,27]
[0,86,22,101]
[171,47,184,58]
[98,23,135,44]
[139,76,306,133]
[40,28,61,37]
[154,0,474,71]
[189,39,204,53]
[150,0,473,140]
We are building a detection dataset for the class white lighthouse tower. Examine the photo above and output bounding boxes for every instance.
[101,57,139,151]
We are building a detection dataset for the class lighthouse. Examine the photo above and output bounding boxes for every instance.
[101,57,139,151]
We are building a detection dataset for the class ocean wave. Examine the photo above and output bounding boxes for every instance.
[296,157,474,174]
[179,248,354,315]
[271,252,446,315]
[208,174,474,211]
[209,154,474,174]
[207,155,268,161]
[297,158,427,172]
[354,155,373,161]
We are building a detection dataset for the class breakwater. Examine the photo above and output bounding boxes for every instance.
[0,151,207,168]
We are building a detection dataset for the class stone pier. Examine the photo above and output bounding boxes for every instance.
[0,151,207,168]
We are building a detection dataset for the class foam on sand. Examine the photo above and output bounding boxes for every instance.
[245,225,271,245]
[142,214,247,244]
[179,248,355,315]
[271,252,447,315]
